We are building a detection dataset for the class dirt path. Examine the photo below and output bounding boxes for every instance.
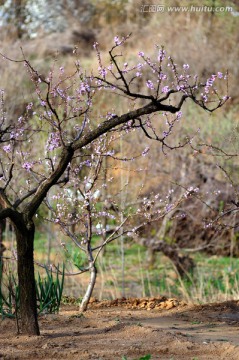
[1,298,239,359]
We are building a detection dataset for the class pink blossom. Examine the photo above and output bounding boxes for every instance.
[3,144,11,153]
[78,82,90,95]
[162,86,170,93]
[22,162,33,172]
[176,111,182,119]
[159,73,167,80]
[114,36,120,45]
[223,95,229,101]
[142,147,150,156]
[99,67,107,77]
[146,80,154,90]
[47,132,61,151]
[166,204,173,212]
[158,49,166,62]
[26,102,33,111]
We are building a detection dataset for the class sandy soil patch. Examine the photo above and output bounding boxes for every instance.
[1,297,239,359]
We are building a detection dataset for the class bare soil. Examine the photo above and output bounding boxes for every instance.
[1,297,239,360]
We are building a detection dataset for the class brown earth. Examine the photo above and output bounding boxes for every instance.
[1,297,239,360]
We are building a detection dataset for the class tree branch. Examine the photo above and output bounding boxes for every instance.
[73,96,187,152]
[25,146,74,219]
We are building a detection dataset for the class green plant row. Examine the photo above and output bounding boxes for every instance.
[0,264,65,319]
[122,355,151,360]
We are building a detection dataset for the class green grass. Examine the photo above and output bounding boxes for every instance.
[30,230,239,303]
[34,231,48,253]
[122,355,151,360]
[0,265,65,319]
[93,241,239,303]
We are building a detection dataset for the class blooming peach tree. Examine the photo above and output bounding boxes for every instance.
[0,35,228,335]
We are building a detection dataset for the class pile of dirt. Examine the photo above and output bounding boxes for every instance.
[88,296,187,311]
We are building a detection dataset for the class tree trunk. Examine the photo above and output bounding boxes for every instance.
[135,237,195,279]
[15,219,40,335]
[147,247,157,268]
[14,0,26,38]
[80,262,97,312]
[0,220,6,285]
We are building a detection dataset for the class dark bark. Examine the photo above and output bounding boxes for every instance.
[0,202,39,334]
[14,217,39,335]
[73,97,187,152]
[0,220,6,278]
[0,241,5,291]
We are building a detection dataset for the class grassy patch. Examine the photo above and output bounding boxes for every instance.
[30,231,239,303]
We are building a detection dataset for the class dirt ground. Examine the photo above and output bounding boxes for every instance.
[1,297,239,360]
